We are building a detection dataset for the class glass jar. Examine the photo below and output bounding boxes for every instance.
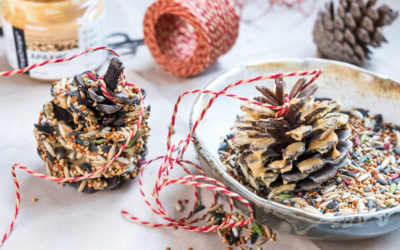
[0,0,105,81]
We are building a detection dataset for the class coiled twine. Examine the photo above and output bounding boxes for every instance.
[143,0,239,77]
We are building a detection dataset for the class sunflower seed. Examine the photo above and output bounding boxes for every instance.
[77,180,87,192]
[250,232,259,244]
[206,218,219,226]
[64,166,70,178]
[232,227,239,237]
[216,229,222,238]
[75,166,85,175]
[209,204,223,212]
[263,225,272,238]
[205,213,213,222]
[357,200,366,213]
[357,172,370,182]
[255,237,268,246]
[98,104,122,114]
[45,163,51,175]
[175,202,183,212]
[116,157,131,165]
[107,144,117,162]
[88,89,105,102]
[194,204,205,213]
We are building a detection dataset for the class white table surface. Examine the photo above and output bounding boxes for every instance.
[0,0,399,249]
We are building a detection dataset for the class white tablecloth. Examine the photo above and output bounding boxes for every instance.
[0,0,399,249]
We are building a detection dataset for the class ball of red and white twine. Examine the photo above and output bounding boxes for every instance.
[0,45,322,246]
[143,0,239,77]
[143,0,318,77]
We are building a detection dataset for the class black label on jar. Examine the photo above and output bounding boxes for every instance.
[12,26,28,70]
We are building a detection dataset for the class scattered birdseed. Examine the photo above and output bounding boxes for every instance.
[205,203,272,248]
[263,225,272,239]
[220,108,400,216]
[193,204,205,213]
[209,204,223,212]
[256,237,268,246]
[175,202,183,212]
[251,222,263,237]
[250,232,259,244]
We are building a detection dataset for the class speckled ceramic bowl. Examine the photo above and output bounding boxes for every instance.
[191,58,400,240]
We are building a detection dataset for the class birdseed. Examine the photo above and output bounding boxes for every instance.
[203,203,273,248]
[175,202,183,212]
[220,108,400,216]
[34,58,151,192]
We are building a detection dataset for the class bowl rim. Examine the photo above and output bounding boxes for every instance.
[190,57,400,224]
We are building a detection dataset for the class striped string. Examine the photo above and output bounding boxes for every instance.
[0,47,118,77]
[0,47,145,246]
[236,0,318,22]
[123,69,323,233]
[0,46,323,246]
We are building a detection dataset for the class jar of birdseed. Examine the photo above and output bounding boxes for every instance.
[0,0,105,81]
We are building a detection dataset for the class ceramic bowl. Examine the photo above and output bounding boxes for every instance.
[190,58,400,240]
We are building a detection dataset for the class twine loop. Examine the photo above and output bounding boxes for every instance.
[0,47,146,246]
[0,46,323,246]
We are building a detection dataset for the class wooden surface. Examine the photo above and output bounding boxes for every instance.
[0,0,399,249]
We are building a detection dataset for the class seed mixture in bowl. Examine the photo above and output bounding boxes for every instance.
[34,58,150,193]
[219,79,400,216]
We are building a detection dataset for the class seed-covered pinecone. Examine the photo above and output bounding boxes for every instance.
[313,0,398,66]
[34,58,151,193]
[224,78,352,196]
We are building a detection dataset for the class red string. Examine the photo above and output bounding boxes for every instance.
[0,46,323,247]
[235,0,318,23]
[123,69,323,232]
[0,47,145,246]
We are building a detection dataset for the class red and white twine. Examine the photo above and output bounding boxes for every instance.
[143,0,239,77]
[0,47,145,246]
[0,47,322,246]
[235,0,319,22]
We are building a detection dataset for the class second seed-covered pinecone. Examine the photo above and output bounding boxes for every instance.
[313,0,398,66]
[225,78,352,195]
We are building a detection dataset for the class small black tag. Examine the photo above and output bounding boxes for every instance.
[12,26,28,71]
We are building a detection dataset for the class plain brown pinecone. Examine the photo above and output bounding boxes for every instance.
[230,78,352,195]
[313,0,398,66]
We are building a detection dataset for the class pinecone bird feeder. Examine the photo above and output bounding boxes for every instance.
[313,0,398,66]
[224,78,352,196]
[34,58,150,193]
